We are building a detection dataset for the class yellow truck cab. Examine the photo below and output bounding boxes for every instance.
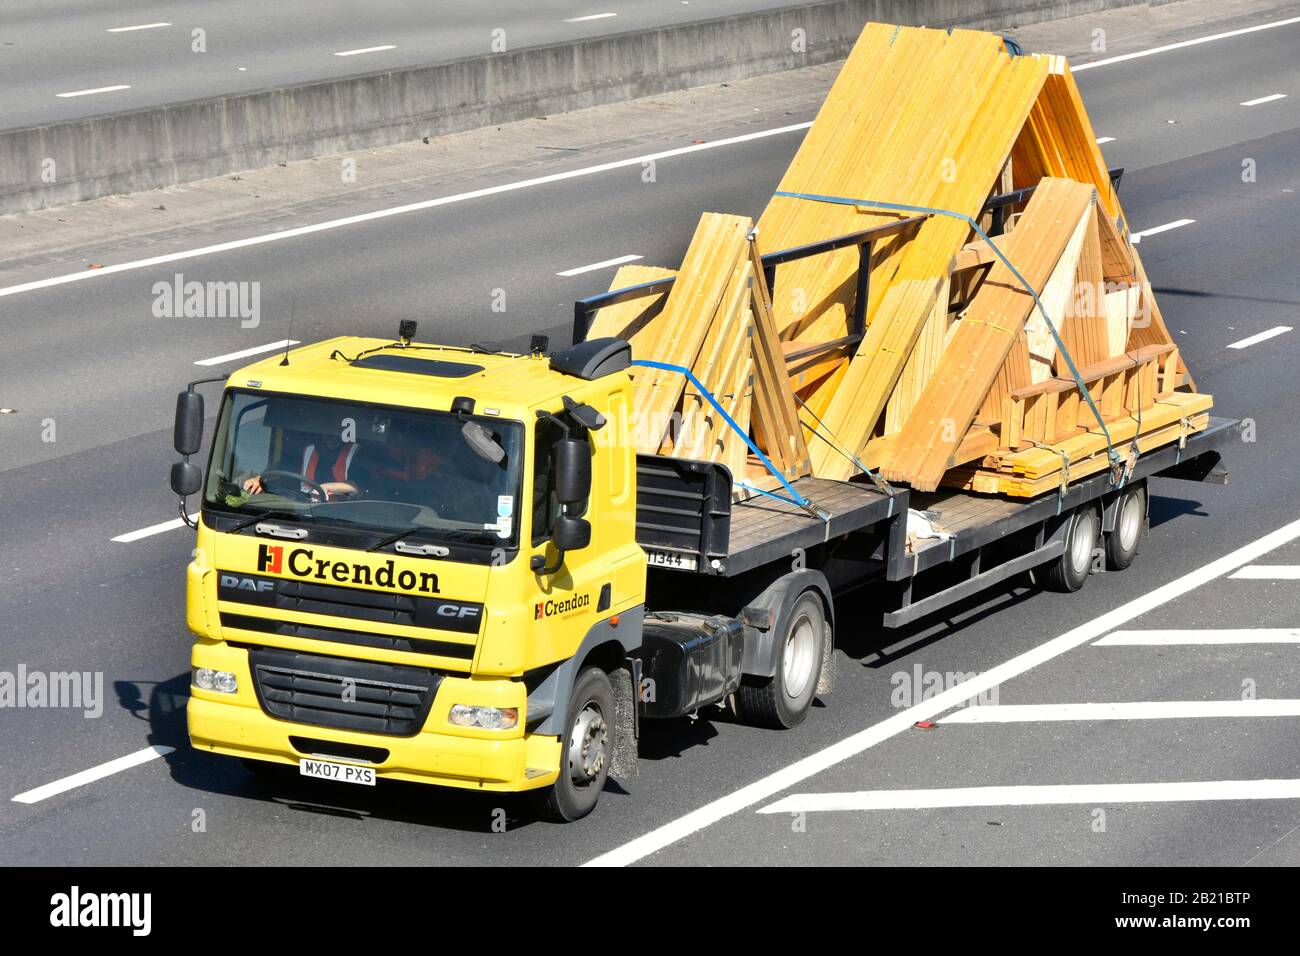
[177,330,656,820]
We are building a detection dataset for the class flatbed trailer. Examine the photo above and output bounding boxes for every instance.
[624,417,1239,714]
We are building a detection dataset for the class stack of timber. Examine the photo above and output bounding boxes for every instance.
[589,23,1210,500]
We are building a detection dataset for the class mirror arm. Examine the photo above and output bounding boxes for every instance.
[530,550,565,575]
[178,497,197,530]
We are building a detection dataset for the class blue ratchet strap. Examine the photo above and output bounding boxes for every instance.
[631,359,825,518]
[773,190,1125,485]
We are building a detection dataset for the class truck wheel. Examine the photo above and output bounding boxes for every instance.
[540,666,613,823]
[1105,484,1147,571]
[735,591,826,729]
[1038,506,1099,593]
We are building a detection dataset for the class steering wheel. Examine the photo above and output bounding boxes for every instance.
[257,469,328,503]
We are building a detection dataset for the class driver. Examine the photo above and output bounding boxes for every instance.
[242,432,362,501]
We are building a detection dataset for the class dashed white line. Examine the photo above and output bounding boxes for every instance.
[1231,565,1300,580]
[940,700,1300,723]
[194,339,299,367]
[106,22,172,33]
[12,745,175,804]
[1095,628,1300,645]
[112,514,198,544]
[565,13,618,22]
[583,515,1300,866]
[334,45,397,57]
[1072,15,1300,71]
[557,254,643,277]
[56,85,131,98]
[1241,93,1287,107]
[1095,136,1116,144]
[0,122,813,301]
[1227,325,1292,350]
[1130,218,1195,243]
[759,779,1300,814]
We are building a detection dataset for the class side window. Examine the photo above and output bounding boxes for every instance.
[532,418,563,545]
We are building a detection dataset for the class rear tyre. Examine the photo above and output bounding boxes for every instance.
[540,666,613,823]
[1105,484,1147,571]
[1038,506,1099,593]
[735,591,826,729]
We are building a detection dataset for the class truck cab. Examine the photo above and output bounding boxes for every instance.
[176,332,650,819]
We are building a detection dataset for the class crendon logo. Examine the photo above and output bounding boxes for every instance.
[535,593,591,620]
[257,544,283,574]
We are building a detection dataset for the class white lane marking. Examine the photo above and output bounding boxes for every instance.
[1241,93,1287,107]
[1095,136,1116,144]
[1095,628,1300,645]
[334,45,397,56]
[557,254,643,277]
[1072,15,1300,71]
[1133,218,1190,243]
[582,516,1300,866]
[12,745,175,804]
[106,22,171,33]
[1232,565,1300,579]
[565,13,618,22]
[940,700,1300,723]
[0,122,813,301]
[760,779,1300,814]
[1227,325,1292,350]
[1130,218,1195,243]
[112,514,198,543]
[194,339,299,366]
[56,85,131,98]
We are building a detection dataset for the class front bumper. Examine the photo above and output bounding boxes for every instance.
[188,643,561,792]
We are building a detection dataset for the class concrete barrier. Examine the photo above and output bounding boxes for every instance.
[1,0,1159,215]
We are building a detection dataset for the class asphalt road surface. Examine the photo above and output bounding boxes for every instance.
[1,0,806,129]
[0,6,1298,866]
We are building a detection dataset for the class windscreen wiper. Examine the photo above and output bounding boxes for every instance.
[367,527,423,553]
[227,508,307,535]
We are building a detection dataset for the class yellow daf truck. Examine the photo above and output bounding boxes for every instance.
[173,280,1238,822]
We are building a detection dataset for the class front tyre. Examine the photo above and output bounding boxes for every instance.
[540,666,614,822]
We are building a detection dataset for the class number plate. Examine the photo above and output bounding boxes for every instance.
[646,549,698,571]
[299,758,376,786]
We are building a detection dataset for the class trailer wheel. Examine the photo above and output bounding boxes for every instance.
[1038,506,1099,593]
[539,666,613,823]
[1105,484,1147,571]
[735,590,826,729]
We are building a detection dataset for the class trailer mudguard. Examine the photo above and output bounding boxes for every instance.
[739,569,834,686]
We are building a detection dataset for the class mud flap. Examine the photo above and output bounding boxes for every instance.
[609,661,639,780]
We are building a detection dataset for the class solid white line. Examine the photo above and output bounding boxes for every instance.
[557,254,643,277]
[106,22,171,33]
[1130,218,1195,243]
[112,514,198,543]
[582,515,1300,866]
[1072,15,1300,71]
[940,700,1300,723]
[334,45,396,56]
[1231,565,1300,579]
[12,745,175,804]
[1227,325,1292,350]
[759,779,1300,814]
[1095,136,1116,144]
[0,122,812,301]
[565,13,618,22]
[1095,628,1300,645]
[56,85,131,98]
[194,339,299,366]
[1241,93,1287,107]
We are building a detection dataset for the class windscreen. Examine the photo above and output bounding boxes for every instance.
[204,390,523,546]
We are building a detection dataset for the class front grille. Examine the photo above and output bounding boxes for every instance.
[248,647,441,736]
[221,612,475,662]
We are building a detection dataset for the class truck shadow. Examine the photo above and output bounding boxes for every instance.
[136,673,550,833]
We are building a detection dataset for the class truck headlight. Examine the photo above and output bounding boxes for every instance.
[448,704,518,730]
[194,667,238,694]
